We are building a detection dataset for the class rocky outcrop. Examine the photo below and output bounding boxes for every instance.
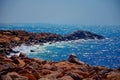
[0,53,119,80]
[1,30,119,80]
[0,30,63,54]
[0,30,104,55]
[64,30,104,40]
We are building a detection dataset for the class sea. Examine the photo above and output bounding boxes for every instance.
[0,23,120,68]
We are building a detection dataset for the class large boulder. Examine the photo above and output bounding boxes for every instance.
[68,53,85,65]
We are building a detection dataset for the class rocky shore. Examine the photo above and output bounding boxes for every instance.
[0,53,120,80]
[0,30,120,80]
[0,30,104,55]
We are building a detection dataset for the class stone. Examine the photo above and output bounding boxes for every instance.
[0,53,7,59]
[41,69,51,75]
[18,69,32,74]
[13,59,26,67]
[70,69,88,77]
[22,74,36,80]
[1,72,28,80]
[27,62,40,69]
[66,72,83,80]
[0,62,17,72]
[68,53,85,65]
[58,76,74,80]
[106,72,120,80]
[10,55,19,60]
[33,71,41,79]
[42,64,52,70]
[38,78,50,80]
[19,53,27,58]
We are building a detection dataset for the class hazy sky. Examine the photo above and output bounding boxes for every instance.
[0,0,120,25]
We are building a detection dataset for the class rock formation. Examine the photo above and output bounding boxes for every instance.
[0,30,119,80]
[64,30,104,40]
[0,53,120,80]
[0,30,104,55]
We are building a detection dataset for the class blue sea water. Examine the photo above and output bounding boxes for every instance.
[0,23,120,68]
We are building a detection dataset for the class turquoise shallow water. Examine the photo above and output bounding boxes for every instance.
[0,24,120,68]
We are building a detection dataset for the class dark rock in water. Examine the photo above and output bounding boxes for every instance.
[64,30,104,40]
[30,50,35,52]
[11,50,19,53]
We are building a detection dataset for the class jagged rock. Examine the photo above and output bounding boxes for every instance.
[41,69,51,75]
[1,72,28,80]
[0,62,17,72]
[68,53,85,65]
[19,53,27,58]
[42,64,53,70]
[27,62,40,69]
[66,72,83,80]
[58,75,74,80]
[18,69,32,74]
[10,55,19,60]
[106,72,120,80]
[13,59,26,67]
[33,71,41,79]
[70,69,88,77]
[0,53,7,59]
[44,71,62,79]
[38,78,50,80]
[21,74,36,80]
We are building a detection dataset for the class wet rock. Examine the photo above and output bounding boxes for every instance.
[11,50,19,53]
[30,50,35,52]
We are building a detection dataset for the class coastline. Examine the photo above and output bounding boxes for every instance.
[0,30,120,80]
